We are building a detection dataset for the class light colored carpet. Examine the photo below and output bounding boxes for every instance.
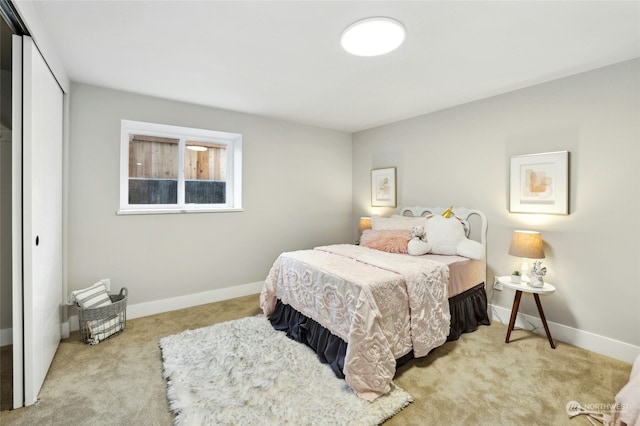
[159,315,412,425]
[0,293,632,425]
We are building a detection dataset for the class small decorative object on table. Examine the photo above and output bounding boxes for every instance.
[528,261,547,288]
[511,270,521,284]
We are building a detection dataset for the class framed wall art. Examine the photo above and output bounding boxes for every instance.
[510,151,569,215]
[371,167,396,207]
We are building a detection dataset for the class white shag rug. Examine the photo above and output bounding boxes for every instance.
[159,315,413,425]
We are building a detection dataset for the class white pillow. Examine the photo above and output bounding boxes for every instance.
[424,215,484,260]
[72,282,112,309]
[424,215,465,255]
[371,215,426,230]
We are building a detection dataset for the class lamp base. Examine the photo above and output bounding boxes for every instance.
[519,258,530,279]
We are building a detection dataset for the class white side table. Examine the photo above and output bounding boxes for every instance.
[497,276,556,349]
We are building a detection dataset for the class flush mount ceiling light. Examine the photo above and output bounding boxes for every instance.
[340,17,406,57]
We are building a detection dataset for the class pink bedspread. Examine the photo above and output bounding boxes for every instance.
[260,244,451,401]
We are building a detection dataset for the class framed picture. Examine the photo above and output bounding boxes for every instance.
[510,151,569,215]
[371,167,396,207]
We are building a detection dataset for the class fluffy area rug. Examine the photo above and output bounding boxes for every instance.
[159,315,413,425]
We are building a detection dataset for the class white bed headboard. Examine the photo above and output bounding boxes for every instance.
[399,206,488,246]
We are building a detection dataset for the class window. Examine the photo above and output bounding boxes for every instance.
[120,120,242,214]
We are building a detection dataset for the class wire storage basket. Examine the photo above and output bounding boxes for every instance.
[77,287,128,345]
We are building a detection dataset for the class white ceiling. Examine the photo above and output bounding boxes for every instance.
[28,1,640,133]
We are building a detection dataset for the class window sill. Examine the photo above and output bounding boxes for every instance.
[116,207,244,215]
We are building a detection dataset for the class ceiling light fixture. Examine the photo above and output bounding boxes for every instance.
[340,17,406,57]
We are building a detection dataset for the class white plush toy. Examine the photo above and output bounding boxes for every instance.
[408,225,431,256]
[424,214,484,260]
[528,260,547,288]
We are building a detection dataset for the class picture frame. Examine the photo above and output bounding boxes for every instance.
[510,151,569,215]
[371,167,397,207]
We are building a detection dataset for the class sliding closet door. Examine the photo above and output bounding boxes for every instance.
[10,33,23,410]
[13,35,64,407]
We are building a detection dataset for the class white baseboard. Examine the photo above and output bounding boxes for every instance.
[489,303,639,364]
[0,327,12,346]
[66,281,264,332]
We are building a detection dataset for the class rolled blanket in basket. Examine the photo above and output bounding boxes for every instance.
[87,313,124,344]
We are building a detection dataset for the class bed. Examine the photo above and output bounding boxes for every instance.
[260,206,489,401]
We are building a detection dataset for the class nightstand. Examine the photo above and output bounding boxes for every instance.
[497,276,556,349]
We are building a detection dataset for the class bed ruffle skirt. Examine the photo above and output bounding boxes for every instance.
[269,300,348,378]
[268,282,489,378]
[447,282,490,341]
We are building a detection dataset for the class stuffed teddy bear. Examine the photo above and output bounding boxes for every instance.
[408,225,432,256]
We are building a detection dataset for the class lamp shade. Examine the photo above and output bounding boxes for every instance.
[359,217,372,233]
[508,230,545,259]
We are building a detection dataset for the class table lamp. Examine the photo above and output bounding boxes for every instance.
[359,217,372,233]
[358,217,372,243]
[508,230,545,279]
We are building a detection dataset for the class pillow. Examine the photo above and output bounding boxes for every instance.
[424,215,484,260]
[371,215,426,231]
[360,229,411,253]
[71,282,112,309]
[424,215,466,255]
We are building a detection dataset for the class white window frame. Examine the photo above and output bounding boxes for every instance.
[119,120,242,214]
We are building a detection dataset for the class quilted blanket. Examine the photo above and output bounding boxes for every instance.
[260,244,450,401]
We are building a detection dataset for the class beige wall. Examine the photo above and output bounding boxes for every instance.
[352,59,640,347]
[19,60,640,355]
[67,83,352,305]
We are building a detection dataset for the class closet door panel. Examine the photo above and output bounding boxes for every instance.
[21,36,63,406]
